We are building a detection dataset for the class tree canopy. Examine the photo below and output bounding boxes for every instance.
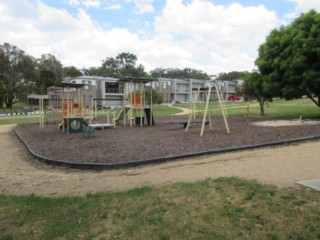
[0,43,36,108]
[35,54,63,94]
[63,66,83,78]
[256,10,320,107]
[150,68,209,79]
[98,52,146,78]
[216,71,248,80]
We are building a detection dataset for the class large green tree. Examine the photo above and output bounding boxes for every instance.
[256,10,320,107]
[0,43,36,108]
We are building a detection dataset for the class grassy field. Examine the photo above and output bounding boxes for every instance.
[175,98,320,119]
[1,98,319,125]
[1,177,320,240]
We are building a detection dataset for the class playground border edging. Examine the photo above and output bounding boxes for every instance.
[14,128,320,170]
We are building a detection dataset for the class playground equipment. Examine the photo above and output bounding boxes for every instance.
[118,77,155,127]
[58,82,88,133]
[185,84,230,136]
[88,98,116,129]
[39,95,46,128]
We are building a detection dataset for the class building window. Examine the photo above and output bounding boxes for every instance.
[105,82,122,94]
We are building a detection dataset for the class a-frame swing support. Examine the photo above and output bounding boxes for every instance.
[185,84,230,136]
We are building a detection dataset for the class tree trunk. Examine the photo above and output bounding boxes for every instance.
[259,102,265,116]
[6,98,13,108]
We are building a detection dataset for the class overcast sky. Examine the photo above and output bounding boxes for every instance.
[1,0,320,75]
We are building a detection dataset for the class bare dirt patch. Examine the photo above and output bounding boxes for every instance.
[252,119,320,127]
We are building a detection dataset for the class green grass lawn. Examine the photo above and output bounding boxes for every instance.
[175,98,320,119]
[1,177,320,240]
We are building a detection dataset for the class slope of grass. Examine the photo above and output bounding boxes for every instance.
[175,98,320,119]
[1,178,320,240]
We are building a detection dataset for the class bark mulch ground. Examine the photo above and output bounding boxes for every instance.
[15,115,320,165]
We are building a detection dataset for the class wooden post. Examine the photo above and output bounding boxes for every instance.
[62,87,65,132]
[219,90,228,118]
[215,84,230,133]
[130,81,133,127]
[150,83,153,125]
[39,96,44,128]
[200,86,211,136]
[186,86,200,132]
[140,81,143,126]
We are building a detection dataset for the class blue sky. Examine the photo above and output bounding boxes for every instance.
[1,0,320,75]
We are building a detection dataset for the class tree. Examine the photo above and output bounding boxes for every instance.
[82,67,101,76]
[0,80,5,108]
[146,88,164,105]
[217,71,248,80]
[135,88,164,105]
[150,67,209,79]
[63,66,82,77]
[99,52,146,78]
[256,10,320,107]
[0,43,36,108]
[240,71,273,116]
[36,53,63,94]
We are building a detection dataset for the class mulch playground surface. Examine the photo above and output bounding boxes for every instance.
[15,115,320,166]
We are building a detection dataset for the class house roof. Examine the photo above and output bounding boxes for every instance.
[118,77,156,83]
[58,82,85,88]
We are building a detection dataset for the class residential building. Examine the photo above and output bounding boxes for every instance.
[66,76,123,108]
[45,76,243,109]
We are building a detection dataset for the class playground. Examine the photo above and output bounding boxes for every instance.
[15,114,320,167]
[1,123,320,196]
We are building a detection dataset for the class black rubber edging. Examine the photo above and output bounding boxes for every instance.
[14,128,320,170]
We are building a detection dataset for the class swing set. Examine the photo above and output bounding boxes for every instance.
[185,84,230,136]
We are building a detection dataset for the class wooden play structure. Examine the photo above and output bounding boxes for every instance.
[185,84,230,136]
[117,77,155,127]
[57,82,88,133]
[39,95,46,128]
[88,98,116,129]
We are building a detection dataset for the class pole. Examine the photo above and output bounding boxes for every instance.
[200,86,211,136]
[215,83,230,133]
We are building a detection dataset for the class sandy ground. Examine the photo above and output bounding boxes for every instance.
[0,124,320,197]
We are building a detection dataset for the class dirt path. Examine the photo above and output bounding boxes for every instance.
[1,124,320,197]
[169,104,192,115]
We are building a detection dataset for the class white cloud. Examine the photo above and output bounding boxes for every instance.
[153,0,278,73]
[0,0,280,75]
[284,0,320,21]
[65,0,80,6]
[289,0,320,12]
[126,0,154,15]
[83,0,100,8]
[105,3,122,11]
